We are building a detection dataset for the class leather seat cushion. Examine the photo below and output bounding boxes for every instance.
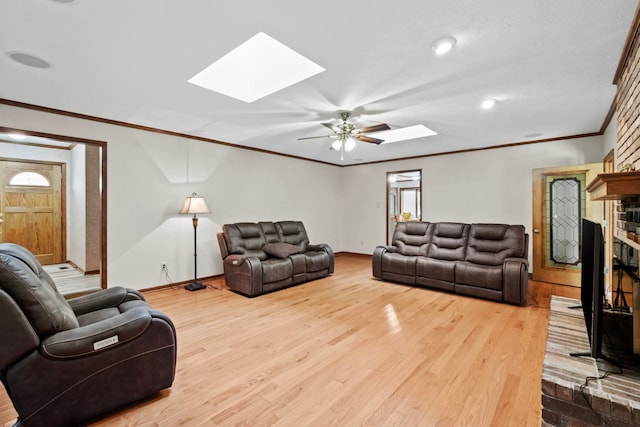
[456,261,502,291]
[382,253,417,276]
[262,258,293,283]
[416,257,455,282]
[305,251,329,272]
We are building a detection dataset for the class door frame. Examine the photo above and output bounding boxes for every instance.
[0,126,108,289]
[532,163,603,286]
[386,169,422,244]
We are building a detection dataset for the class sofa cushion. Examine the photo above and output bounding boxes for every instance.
[427,222,469,261]
[416,257,456,282]
[261,258,293,283]
[391,222,431,256]
[382,252,418,276]
[0,247,79,337]
[259,222,280,243]
[465,224,526,265]
[263,242,303,259]
[304,251,329,272]
[456,262,503,291]
[223,223,268,260]
[276,221,310,249]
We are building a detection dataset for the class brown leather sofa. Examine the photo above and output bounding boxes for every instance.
[373,222,529,305]
[0,243,177,427]
[217,221,334,297]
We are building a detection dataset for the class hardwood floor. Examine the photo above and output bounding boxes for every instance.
[0,254,580,426]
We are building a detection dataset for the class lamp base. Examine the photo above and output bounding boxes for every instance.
[184,281,206,291]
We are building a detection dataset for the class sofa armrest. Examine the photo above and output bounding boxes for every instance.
[503,257,529,305]
[307,243,334,274]
[373,246,395,278]
[68,287,145,316]
[42,307,151,358]
[223,255,263,296]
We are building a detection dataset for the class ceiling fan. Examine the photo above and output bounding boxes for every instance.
[298,111,391,160]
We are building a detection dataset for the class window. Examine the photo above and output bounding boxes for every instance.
[9,171,50,187]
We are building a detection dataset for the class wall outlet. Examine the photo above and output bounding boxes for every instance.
[161,262,167,269]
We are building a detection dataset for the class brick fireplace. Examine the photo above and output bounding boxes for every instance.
[542,296,640,426]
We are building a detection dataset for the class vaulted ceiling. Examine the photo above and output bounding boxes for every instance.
[0,1,636,165]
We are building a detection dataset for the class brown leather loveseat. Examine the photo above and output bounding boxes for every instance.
[217,221,334,297]
[372,222,529,305]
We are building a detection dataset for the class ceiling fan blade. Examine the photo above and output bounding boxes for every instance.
[298,135,336,141]
[357,123,391,134]
[358,135,385,144]
[321,122,338,132]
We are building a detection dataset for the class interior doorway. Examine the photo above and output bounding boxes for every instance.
[386,169,422,244]
[0,127,107,291]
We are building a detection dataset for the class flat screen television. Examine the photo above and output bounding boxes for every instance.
[571,218,608,361]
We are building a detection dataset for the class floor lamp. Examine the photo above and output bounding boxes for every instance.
[179,192,210,291]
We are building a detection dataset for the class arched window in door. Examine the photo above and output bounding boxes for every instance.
[9,171,50,187]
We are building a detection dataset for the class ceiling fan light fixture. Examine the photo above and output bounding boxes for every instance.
[344,138,356,152]
[481,98,497,110]
[431,36,457,55]
[331,140,342,151]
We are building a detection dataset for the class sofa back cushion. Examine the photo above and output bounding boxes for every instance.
[0,243,79,338]
[392,222,431,256]
[276,221,309,250]
[427,223,469,261]
[259,222,280,243]
[223,223,268,260]
[465,224,527,265]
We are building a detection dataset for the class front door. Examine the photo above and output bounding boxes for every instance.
[0,160,64,265]
[531,163,603,286]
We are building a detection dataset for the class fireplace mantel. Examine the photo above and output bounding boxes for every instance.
[586,171,640,200]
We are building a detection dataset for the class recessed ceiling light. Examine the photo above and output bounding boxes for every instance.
[188,32,325,103]
[431,36,457,55]
[481,98,497,110]
[8,52,51,69]
[50,0,75,3]
[374,125,437,144]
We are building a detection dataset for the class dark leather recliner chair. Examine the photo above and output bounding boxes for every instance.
[0,243,177,427]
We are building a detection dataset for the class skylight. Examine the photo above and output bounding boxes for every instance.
[374,125,437,144]
[188,32,325,103]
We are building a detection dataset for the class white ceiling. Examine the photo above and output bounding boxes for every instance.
[0,0,636,166]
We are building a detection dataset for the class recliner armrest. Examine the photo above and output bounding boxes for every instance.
[307,243,334,274]
[224,254,249,267]
[503,257,529,305]
[223,255,263,296]
[68,287,145,316]
[42,307,151,358]
[373,245,396,278]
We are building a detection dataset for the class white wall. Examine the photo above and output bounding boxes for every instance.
[0,104,342,289]
[341,136,606,264]
[1,103,607,288]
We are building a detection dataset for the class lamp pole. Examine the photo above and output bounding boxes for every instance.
[180,193,209,291]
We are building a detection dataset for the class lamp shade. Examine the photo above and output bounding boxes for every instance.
[179,193,210,215]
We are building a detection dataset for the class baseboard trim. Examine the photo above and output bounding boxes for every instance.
[335,251,372,258]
